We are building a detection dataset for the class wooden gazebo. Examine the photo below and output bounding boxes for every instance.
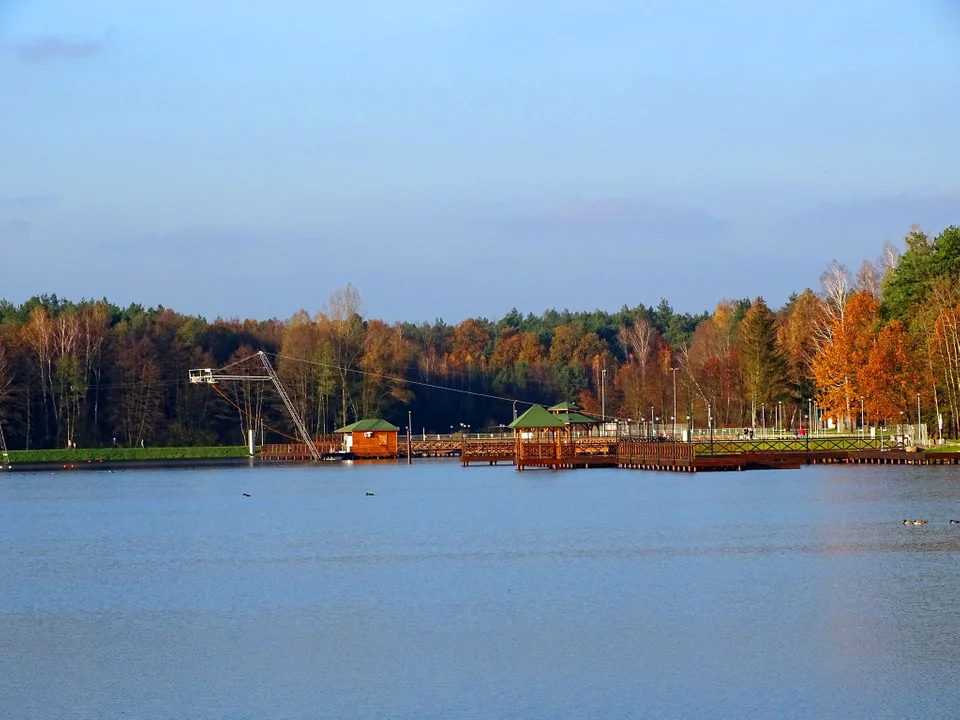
[547,402,601,438]
[507,405,576,470]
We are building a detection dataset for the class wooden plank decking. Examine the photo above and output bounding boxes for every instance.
[259,433,960,471]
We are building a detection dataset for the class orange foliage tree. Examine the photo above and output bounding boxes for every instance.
[812,290,879,429]
[857,320,920,424]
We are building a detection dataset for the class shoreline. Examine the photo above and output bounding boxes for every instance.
[0,456,259,473]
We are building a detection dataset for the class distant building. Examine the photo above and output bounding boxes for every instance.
[335,419,399,458]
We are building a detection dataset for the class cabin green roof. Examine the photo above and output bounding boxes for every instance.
[507,404,566,429]
[335,418,400,433]
[548,402,581,412]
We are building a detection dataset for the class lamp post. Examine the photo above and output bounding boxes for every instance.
[512,400,517,423]
[686,415,691,443]
[671,367,678,439]
[917,392,921,445]
[860,396,864,439]
[761,403,766,439]
[708,402,713,452]
[650,405,654,439]
[778,401,782,439]
[601,368,607,433]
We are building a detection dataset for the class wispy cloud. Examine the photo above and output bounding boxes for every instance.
[482,198,728,246]
[545,199,728,238]
[0,194,56,210]
[0,219,31,235]
[18,36,104,62]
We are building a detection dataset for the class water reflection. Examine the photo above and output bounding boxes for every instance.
[2,461,959,718]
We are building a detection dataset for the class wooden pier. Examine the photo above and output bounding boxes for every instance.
[618,437,960,472]
[258,432,960,471]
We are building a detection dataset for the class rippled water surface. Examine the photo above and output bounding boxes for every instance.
[3,461,960,719]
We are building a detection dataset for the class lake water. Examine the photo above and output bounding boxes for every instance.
[2,460,960,719]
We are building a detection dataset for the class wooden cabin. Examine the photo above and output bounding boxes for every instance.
[335,419,400,459]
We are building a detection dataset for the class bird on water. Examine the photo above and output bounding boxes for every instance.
[950,519,959,525]
[243,493,251,497]
[365,492,375,496]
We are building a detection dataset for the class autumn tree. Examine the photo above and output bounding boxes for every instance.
[359,320,411,418]
[682,302,742,427]
[812,290,880,430]
[858,320,921,424]
[738,297,789,423]
[777,289,822,402]
[326,284,365,428]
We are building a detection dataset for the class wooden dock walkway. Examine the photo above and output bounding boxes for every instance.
[259,433,960,471]
[618,437,960,472]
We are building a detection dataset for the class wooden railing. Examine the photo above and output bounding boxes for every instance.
[517,442,577,461]
[618,439,695,465]
[261,436,340,458]
[691,436,904,456]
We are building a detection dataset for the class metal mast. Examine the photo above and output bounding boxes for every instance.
[189,351,321,460]
[0,421,9,468]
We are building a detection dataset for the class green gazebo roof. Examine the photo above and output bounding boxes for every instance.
[548,401,581,413]
[507,404,566,429]
[335,418,400,433]
[553,411,600,425]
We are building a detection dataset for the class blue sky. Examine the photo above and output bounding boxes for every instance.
[1,1,958,322]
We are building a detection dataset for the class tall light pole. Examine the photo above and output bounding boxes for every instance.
[600,368,607,437]
[860,396,864,438]
[671,367,678,439]
[762,403,766,438]
[650,405,654,439]
[917,392,921,445]
[708,402,713,451]
[513,400,517,423]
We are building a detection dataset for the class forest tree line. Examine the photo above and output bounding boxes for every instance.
[1,224,959,449]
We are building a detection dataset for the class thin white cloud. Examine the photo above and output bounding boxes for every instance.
[18,36,103,62]
[0,194,56,209]
[0,219,31,235]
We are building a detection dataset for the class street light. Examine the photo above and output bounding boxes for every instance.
[601,368,607,429]
[708,402,713,451]
[860,396,865,439]
[650,405,654,438]
[917,392,921,445]
[671,367,678,439]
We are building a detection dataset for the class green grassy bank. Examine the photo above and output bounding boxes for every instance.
[927,442,960,453]
[4,446,251,464]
